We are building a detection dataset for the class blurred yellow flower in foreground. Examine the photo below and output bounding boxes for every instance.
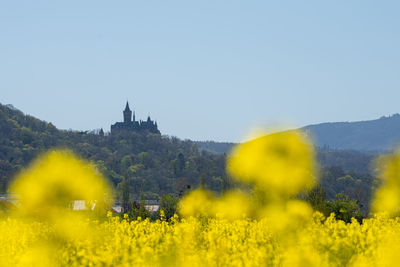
[179,189,214,217]
[372,150,400,216]
[10,150,112,219]
[257,200,313,233]
[213,191,251,220]
[6,150,114,266]
[227,131,316,197]
[180,189,251,220]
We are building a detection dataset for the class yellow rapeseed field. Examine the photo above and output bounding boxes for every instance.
[2,131,400,266]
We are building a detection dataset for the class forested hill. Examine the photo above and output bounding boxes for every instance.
[0,103,381,212]
[195,141,236,155]
[302,114,400,152]
[0,103,228,199]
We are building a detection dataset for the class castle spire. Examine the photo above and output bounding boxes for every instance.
[124,101,131,112]
[123,101,132,123]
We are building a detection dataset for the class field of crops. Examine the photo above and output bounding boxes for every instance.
[2,212,400,266]
[2,131,400,266]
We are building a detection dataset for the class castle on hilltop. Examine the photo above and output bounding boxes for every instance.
[111,102,160,135]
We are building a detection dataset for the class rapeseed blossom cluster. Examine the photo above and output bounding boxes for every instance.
[3,131,400,266]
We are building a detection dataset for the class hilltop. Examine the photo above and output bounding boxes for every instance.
[302,114,400,152]
[0,103,227,198]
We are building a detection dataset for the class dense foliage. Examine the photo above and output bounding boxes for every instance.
[0,104,227,200]
[0,103,379,213]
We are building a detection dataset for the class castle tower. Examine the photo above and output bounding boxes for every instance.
[123,101,132,123]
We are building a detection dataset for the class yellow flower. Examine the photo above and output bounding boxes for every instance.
[179,189,214,217]
[227,131,316,197]
[10,149,113,219]
[213,191,251,220]
[372,150,400,216]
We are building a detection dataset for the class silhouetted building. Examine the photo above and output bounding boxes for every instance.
[111,101,160,135]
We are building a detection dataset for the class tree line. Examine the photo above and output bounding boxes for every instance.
[0,103,379,218]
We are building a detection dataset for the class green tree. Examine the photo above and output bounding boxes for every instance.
[327,193,363,223]
[159,194,179,220]
[301,185,329,216]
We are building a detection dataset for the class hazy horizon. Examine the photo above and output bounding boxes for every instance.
[2,1,400,142]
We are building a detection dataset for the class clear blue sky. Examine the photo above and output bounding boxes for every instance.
[1,1,400,142]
